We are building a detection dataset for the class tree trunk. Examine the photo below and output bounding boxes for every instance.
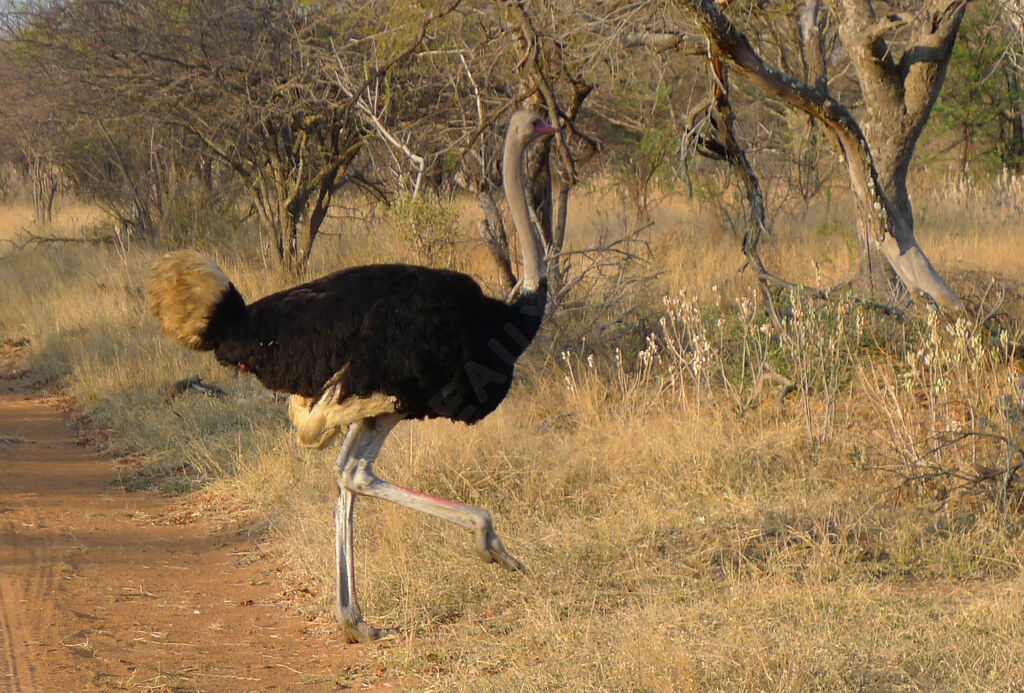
[475,191,517,294]
[675,0,964,312]
[828,0,968,297]
[29,154,58,225]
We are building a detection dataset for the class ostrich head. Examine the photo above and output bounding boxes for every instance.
[507,110,557,146]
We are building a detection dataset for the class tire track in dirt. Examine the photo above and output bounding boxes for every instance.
[0,516,61,693]
[0,390,85,693]
[0,544,40,693]
[0,377,372,691]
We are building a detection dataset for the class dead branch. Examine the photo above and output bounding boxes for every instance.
[1,230,116,252]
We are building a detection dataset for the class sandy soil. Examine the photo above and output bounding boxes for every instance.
[0,374,375,692]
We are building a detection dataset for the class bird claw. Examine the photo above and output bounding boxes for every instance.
[339,617,398,644]
[477,526,526,573]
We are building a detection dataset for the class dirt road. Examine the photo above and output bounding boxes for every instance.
[0,377,368,692]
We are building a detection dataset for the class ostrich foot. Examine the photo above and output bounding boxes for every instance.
[338,612,398,644]
[475,524,526,573]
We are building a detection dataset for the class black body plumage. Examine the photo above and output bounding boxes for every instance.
[202,264,545,424]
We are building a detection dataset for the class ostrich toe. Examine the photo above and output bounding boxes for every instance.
[476,524,526,572]
[339,614,398,644]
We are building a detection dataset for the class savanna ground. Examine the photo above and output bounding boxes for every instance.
[2,170,1024,690]
[0,370,380,691]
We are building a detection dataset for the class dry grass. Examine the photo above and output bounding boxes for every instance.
[0,201,106,248]
[2,178,1024,690]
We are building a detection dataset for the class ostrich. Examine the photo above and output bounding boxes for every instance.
[147,110,557,642]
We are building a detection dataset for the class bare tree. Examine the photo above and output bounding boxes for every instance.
[0,33,62,225]
[12,0,466,273]
[3,0,987,308]
[6,2,239,237]
[338,0,595,296]
[673,0,965,312]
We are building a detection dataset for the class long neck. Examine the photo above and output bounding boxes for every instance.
[503,133,545,293]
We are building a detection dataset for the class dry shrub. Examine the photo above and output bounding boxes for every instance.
[857,309,1024,512]
[383,191,464,270]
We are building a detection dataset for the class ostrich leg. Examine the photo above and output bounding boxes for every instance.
[333,415,401,643]
[342,424,524,572]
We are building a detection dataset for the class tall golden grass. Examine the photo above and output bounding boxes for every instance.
[2,173,1024,690]
[0,202,105,247]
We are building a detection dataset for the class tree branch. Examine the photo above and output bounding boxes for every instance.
[673,0,964,312]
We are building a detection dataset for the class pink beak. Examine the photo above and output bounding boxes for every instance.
[534,120,557,135]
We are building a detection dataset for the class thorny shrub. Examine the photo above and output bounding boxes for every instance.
[562,288,1024,512]
[384,191,460,266]
[858,310,1024,512]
